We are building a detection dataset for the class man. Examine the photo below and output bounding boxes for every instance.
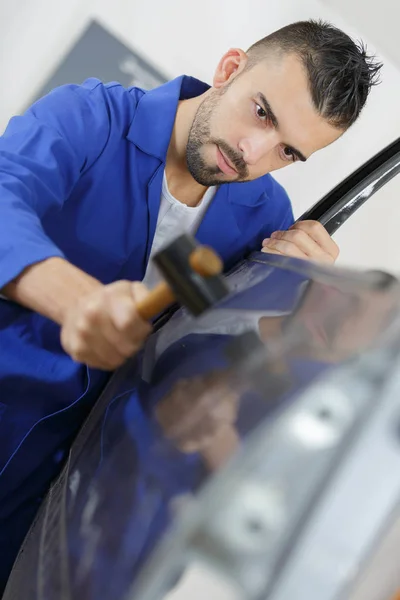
[0,19,382,592]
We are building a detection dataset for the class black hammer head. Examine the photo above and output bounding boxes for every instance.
[153,234,230,315]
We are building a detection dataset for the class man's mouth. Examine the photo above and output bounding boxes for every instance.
[216,145,238,176]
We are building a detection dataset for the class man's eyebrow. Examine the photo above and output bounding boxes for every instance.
[257,92,308,162]
[258,92,279,129]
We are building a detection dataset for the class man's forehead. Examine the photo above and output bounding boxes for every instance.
[246,52,305,83]
[243,55,312,107]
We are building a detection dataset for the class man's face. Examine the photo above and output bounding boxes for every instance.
[186,52,343,186]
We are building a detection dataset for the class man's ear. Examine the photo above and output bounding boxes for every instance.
[212,48,248,89]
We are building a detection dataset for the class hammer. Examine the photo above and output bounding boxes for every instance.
[135,233,230,320]
[137,233,291,398]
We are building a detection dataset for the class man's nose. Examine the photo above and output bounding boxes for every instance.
[238,130,280,165]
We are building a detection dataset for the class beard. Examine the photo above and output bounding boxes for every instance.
[186,89,249,186]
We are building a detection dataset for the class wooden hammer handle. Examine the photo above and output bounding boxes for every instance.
[136,281,176,321]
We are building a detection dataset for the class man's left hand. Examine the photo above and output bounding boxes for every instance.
[261,220,339,264]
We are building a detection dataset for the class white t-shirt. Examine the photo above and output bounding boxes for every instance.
[142,172,216,289]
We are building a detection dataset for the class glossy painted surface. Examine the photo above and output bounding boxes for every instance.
[5,252,400,600]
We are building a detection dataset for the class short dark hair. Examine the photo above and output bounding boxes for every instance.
[246,20,383,129]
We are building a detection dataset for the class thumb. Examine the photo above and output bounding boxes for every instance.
[131,281,151,304]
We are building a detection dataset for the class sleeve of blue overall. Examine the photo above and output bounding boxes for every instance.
[0,78,128,289]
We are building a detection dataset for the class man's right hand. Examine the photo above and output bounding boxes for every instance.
[60,281,152,370]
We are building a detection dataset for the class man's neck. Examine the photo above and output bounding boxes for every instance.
[165,92,210,207]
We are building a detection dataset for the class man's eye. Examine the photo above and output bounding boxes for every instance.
[282,146,297,162]
[255,104,267,120]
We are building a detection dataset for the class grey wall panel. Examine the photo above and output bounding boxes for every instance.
[32,20,168,103]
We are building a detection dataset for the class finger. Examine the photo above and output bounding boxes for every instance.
[131,281,151,304]
[262,238,309,259]
[106,282,152,341]
[81,340,127,370]
[94,308,145,358]
[105,281,139,330]
[261,246,285,256]
[77,285,144,358]
[271,229,331,262]
[64,321,128,370]
[261,241,287,256]
[290,221,339,260]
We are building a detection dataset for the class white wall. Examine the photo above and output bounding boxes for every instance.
[323,0,400,71]
[0,0,94,132]
[1,0,400,273]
